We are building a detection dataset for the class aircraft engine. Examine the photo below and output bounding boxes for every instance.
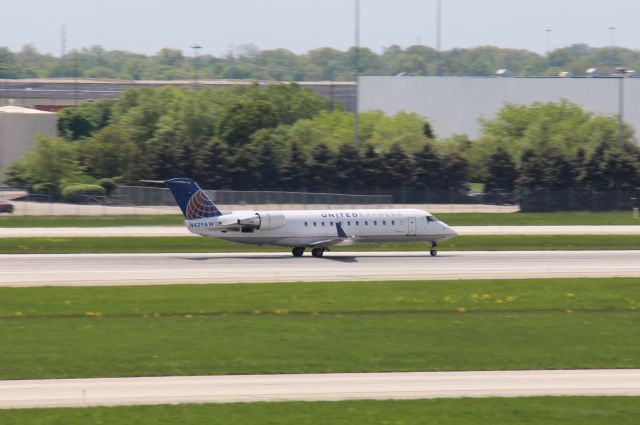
[237,212,285,230]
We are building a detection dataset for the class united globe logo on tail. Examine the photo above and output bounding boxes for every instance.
[164,178,221,220]
[185,190,220,220]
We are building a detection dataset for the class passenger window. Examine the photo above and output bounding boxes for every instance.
[348,221,351,226]
[330,221,333,226]
[356,221,359,225]
[383,220,386,225]
[305,222,308,227]
[373,221,377,225]
[365,221,368,226]
[322,222,325,226]
[392,220,395,225]
[313,222,317,226]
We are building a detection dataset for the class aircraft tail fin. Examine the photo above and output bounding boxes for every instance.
[164,178,222,220]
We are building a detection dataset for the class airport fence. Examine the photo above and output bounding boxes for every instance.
[519,190,640,212]
[112,186,394,208]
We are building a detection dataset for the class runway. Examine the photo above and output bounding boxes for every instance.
[2,369,639,408]
[1,250,639,287]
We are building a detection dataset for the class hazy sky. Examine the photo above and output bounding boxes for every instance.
[3,0,640,57]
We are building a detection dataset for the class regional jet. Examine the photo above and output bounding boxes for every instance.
[165,178,457,257]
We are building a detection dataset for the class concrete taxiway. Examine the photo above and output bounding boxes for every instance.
[1,250,639,287]
[1,369,639,408]
[2,225,640,237]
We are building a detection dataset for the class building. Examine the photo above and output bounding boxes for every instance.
[0,106,57,179]
[359,76,640,139]
[0,79,356,112]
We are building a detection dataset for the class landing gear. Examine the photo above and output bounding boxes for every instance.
[292,247,305,257]
[311,248,324,258]
[429,241,438,257]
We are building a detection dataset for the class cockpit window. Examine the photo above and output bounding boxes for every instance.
[426,216,440,222]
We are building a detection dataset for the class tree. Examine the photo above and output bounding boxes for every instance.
[4,135,80,193]
[307,143,337,191]
[539,148,575,190]
[422,121,435,139]
[484,147,518,191]
[413,143,443,190]
[381,142,414,189]
[280,142,309,191]
[516,149,546,193]
[229,147,261,190]
[219,98,279,147]
[77,124,135,178]
[194,138,231,189]
[359,144,384,189]
[440,152,469,192]
[57,100,114,140]
[253,141,280,190]
[334,143,365,190]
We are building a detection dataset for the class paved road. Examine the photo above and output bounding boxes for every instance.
[1,369,639,408]
[2,225,639,237]
[1,251,639,287]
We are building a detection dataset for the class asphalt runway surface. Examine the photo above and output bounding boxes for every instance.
[1,250,639,287]
[2,369,639,408]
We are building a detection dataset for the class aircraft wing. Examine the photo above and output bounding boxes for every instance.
[308,223,355,248]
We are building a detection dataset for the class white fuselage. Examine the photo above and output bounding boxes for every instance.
[185,208,456,247]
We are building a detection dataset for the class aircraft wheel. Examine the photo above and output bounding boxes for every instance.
[311,248,324,258]
[292,247,305,257]
[430,249,438,257]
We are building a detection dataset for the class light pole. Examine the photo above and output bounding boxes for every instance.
[353,0,360,147]
[617,67,626,148]
[191,44,202,87]
[608,26,616,47]
[545,29,552,54]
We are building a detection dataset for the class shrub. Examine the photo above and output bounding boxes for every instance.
[97,178,117,196]
[31,182,58,196]
[61,184,106,203]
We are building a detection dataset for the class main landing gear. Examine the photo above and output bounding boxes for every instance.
[429,241,438,257]
[291,247,325,258]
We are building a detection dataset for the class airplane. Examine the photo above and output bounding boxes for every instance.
[165,177,457,258]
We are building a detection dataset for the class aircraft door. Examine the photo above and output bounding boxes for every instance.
[407,217,416,236]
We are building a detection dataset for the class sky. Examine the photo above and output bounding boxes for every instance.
[3,0,640,57]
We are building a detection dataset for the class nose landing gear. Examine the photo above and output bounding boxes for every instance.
[429,241,438,257]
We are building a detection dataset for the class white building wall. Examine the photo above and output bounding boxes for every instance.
[0,106,57,180]
[359,76,640,139]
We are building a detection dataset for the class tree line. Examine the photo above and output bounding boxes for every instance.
[5,83,640,209]
[2,43,639,81]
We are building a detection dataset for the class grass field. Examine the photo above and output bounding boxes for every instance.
[1,278,639,379]
[1,235,639,254]
[3,397,640,425]
[1,211,639,227]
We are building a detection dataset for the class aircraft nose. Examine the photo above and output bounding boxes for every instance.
[445,225,457,236]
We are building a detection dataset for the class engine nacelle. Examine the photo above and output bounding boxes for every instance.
[237,212,285,230]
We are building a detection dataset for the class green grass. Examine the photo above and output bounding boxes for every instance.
[437,211,640,226]
[1,278,639,379]
[1,211,639,227]
[3,397,640,425]
[1,235,639,254]
[0,214,183,227]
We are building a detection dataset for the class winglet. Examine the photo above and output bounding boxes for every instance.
[336,222,347,238]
